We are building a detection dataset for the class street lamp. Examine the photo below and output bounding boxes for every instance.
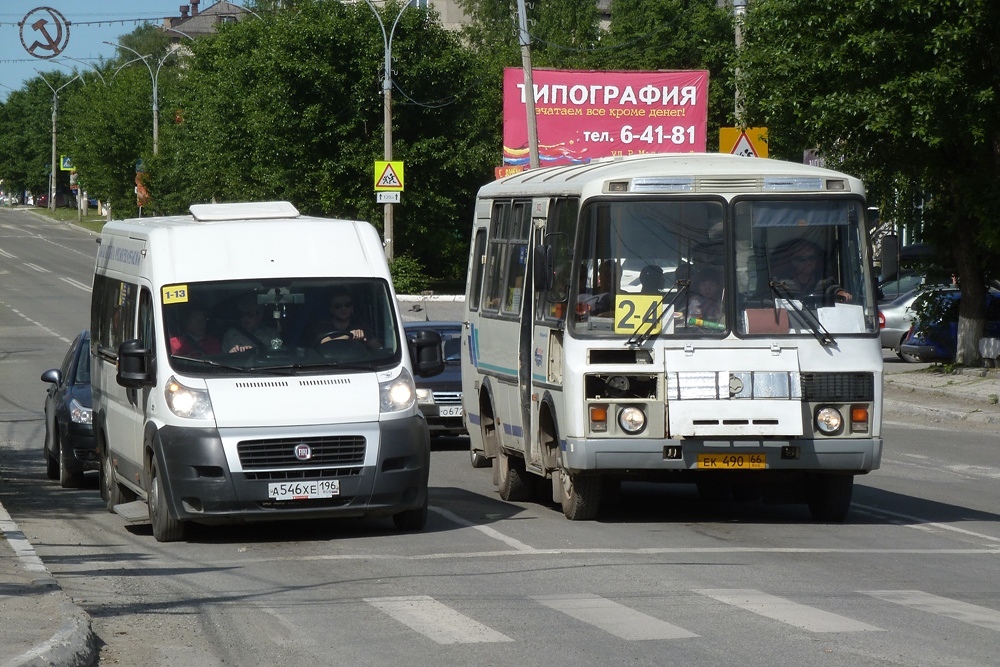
[36,71,83,211]
[733,0,748,123]
[104,41,182,156]
[362,0,410,262]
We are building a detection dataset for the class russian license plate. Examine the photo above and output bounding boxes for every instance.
[697,453,766,470]
[438,405,463,418]
[268,479,340,500]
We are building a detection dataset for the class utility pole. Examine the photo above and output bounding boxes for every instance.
[36,72,82,211]
[515,0,539,169]
[733,0,748,124]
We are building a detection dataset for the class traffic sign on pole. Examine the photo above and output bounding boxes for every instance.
[374,161,404,191]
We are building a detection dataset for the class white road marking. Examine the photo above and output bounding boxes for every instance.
[853,503,1000,544]
[533,593,698,640]
[865,590,1000,632]
[695,589,883,633]
[0,247,15,258]
[364,595,512,644]
[60,276,92,292]
[23,262,50,273]
[430,506,536,552]
[0,303,70,344]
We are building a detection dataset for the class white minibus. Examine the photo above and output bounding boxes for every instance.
[91,201,442,541]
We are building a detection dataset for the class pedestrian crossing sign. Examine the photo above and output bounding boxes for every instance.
[374,161,404,191]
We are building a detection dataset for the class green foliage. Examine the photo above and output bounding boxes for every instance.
[389,253,430,294]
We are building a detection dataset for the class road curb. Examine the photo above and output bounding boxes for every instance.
[0,504,98,667]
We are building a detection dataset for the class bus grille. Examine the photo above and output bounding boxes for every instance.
[237,435,366,469]
[800,373,874,402]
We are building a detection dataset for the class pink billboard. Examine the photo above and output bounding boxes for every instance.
[503,68,709,171]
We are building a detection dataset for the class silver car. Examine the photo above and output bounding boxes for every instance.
[879,288,921,362]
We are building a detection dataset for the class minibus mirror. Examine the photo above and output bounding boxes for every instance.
[409,329,445,378]
[534,244,554,292]
[117,338,154,388]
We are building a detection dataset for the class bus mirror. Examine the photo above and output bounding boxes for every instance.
[117,338,154,388]
[409,330,445,378]
[534,244,554,292]
[881,235,899,283]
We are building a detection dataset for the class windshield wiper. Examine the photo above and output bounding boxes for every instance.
[170,355,249,372]
[627,279,691,346]
[769,281,836,347]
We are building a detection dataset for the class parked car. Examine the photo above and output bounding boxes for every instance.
[878,288,921,362]
[900,289,1000,362]
[404,321,466,438]
[41,330,96,488]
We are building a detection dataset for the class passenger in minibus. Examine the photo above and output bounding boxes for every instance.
[223,296,279,353]
[169,306,222,356]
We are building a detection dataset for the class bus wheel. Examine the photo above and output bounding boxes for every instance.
[496,449,531,502]
[559,470,602,521]
[148,456,186,542]
[470,443,490,469]
[807,473,854,522]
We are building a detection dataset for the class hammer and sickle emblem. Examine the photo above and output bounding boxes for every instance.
[19,7,71,60]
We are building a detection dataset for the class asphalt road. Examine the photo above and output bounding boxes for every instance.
[2,210,999,666]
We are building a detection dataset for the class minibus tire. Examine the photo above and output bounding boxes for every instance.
[149,457,186,542]
[560,471,602,521]
[101,448,124,512]
[392,497,428,531]
[496,449,531,502]
[807,473,853,522]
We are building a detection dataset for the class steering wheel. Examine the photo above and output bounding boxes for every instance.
[315,329,354,346]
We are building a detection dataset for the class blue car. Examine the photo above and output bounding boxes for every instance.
[403,321,466,438]
[900,289,1000,362]
[41,330,97,487]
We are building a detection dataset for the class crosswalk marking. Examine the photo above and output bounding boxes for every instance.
[364,595,513,644]
[532,593,698,640]
[864,590,1000,632]
[695,589,884,633]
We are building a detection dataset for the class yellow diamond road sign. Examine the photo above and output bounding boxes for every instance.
[374,161,404,191]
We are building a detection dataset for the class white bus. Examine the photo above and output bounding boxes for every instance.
[461,153,882,522]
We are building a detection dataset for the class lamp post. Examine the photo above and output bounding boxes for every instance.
[104,41,180,156]
[362,0,409,262]
[733,0,748,124]
[36,71,83,211]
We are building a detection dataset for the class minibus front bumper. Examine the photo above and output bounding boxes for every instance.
[153,416,430,524]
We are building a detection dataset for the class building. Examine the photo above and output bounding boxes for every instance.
[163,0,250,40]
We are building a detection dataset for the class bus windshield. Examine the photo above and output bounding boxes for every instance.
[163,278,401,376]
[570,197,875,338]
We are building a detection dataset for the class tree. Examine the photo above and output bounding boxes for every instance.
[738,0,1000,365]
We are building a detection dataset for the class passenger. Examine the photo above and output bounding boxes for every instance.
[169,306,221,356]
[591,260,621,316]
[688,267,724,325]
[772,238,852,303]
[312,288,381,350]
[639,265,665,294]
[223,296,279,353]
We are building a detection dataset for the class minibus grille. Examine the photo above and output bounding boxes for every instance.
[237,436,366,469]
[244,467,363,481]
[800,372,874,402]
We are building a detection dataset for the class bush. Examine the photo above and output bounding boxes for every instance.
[390,254,429,295]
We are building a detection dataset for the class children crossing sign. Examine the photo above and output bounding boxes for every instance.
[374,161,404,191]
[719,127,768,158]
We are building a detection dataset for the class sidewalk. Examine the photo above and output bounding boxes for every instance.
[0,365,996,667]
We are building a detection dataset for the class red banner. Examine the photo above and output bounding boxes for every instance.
[503,68,709,170]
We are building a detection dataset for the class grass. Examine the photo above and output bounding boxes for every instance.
[19,205,106,234]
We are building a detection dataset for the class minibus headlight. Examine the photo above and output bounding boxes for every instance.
[415,388,433,404]
[815,406,843,435]
[69,398,92,425]
[165,376,214,420]
[618,406,646,434]
[381,367,416,413]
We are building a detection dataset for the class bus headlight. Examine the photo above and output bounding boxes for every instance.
[165,376,214,420]
[618,406,646,434]
[380,367,416,413]
[815,406,843,435]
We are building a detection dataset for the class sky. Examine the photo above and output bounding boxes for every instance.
[0,1,252,97]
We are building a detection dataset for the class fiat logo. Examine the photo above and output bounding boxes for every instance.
[293,444,313,461]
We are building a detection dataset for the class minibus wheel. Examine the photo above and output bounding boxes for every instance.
[148,457,186,542]
[496,449,531,502]
[101,447,123,512]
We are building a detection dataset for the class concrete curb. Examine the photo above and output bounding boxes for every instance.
[0,505,98,667]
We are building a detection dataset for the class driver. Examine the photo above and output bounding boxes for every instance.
[772,238,852,303]
[312,288,380,350]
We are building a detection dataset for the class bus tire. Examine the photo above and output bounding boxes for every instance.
[560,470,602,521]
[470,443,490,469]
[496,449,531,502]
[148,456,186,542]
[807,473,853,522]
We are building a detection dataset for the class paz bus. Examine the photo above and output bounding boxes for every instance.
[460,153,882,522]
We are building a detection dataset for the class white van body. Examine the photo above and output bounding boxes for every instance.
[90,202,440,541]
